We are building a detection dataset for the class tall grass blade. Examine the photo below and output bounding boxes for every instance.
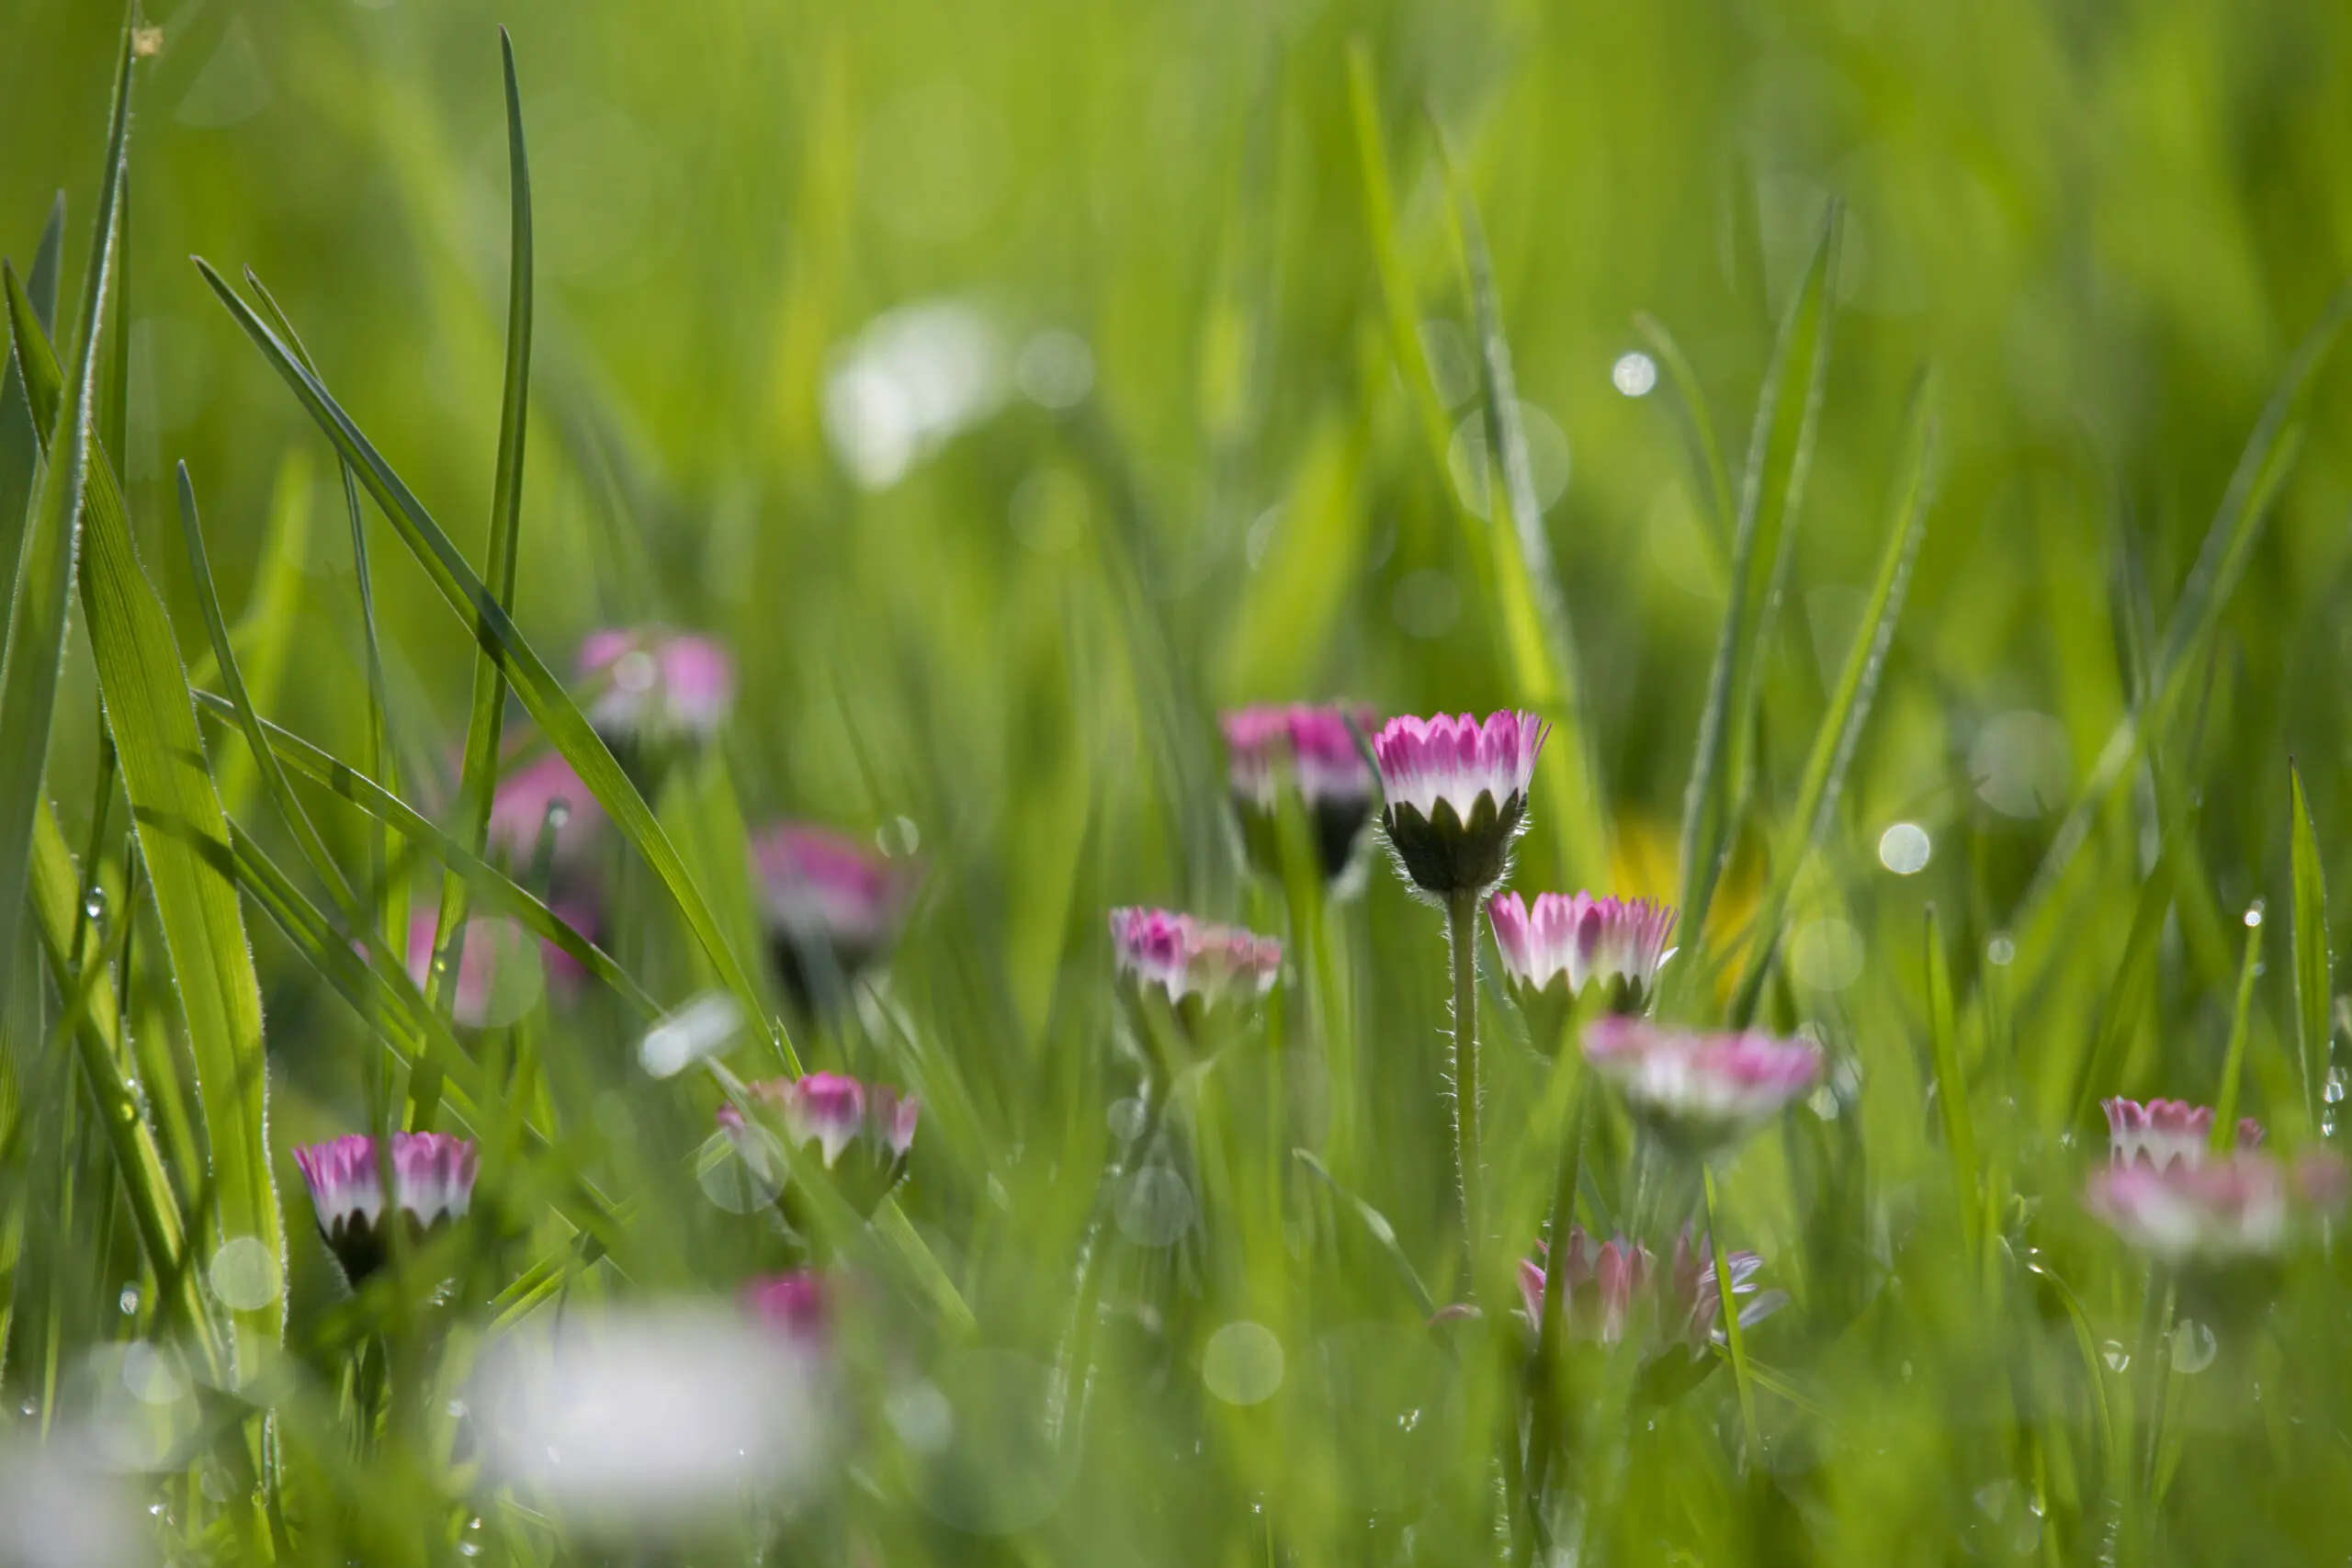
[193,260,782,1066]
[1922,904,1979,1261]
[12,282,287,1377]
[2210,911,2263,1151]
[0,194,65,627]
[2290,761,2331,1133]
[0,34,132,1006]
[417,29,537,1127]
[1677,212,1841,978]
[1437,141,1610,886]
[1729,370,1934,1023]
[2016,289,2352,930]
[1343,44,1455,484]
[2065,856,2175,1130]
[1634,310,1737,558]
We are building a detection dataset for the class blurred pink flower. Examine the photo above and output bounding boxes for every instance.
[752,822,910,1000]
[1108,907,1282,1021]
[2086,1150,2346,1266]
[1221,703,1380,885]
[1583,1017,1822,1156]
[1515,1227,1781,1353]
[485,749,603,870]
[720,1073,921,1214]
[1489,892,1677,1021]
[743,1270,831,1348]
[2102,1097,2263,1171]
[578,627,736,746]
[406,910,582,1028]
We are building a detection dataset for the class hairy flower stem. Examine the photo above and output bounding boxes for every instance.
[1447,887,1484,1261]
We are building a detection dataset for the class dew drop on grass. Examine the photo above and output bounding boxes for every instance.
[82,886,105,924]
[2324,1066,2346,1106]
[119,1285,139,1314]
[1877,821,1931,874]
[2171,1319,2217,1373]
[1115,1165,1194,1247]
[543,800,571,830]
[2100,1340,2130,1372]
[1986,933,2017,966]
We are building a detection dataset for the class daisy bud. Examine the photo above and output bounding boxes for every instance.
[1108,907,1282,1035]
[720,1074,921,1216]
[1372,712,1547,898]
[2086,1150,2347,1267]
[752,822,911,1014]
[577,627,736,782]
[1582,1017,1823,1157]
[291,1132,479,1284]
[2101,1097,2264,1171]
[1515,1226,1782,1355]
[1488,892,1678,1047]
[1220,703,1380,888]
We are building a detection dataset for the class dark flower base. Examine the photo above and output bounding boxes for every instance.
[1383,791,1524,898]
[1235,796,1374,886]
[768,932,887,1017]
[320,1211,446,1287]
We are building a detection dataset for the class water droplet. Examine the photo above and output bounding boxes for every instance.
[2324,1066,2346,1105]
[457,1546,481,1560]
[2100,1340,2131,1373]
[119,1285,139,1314]
[2170,1319,2217,1373]
[543,800,571,829]
[1611,351,1657,398]
[1877,821,1931,875]
[1986,933,2017,966]
[449,1402,471,1421]
[1106,1097,1147,1143]
[1115,1165,1195,1247]
[2245,902,2265,928]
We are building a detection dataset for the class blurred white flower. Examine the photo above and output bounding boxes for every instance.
[0,1441,150,1568]
[823,300,1007,490]
[471,1306,831,1533]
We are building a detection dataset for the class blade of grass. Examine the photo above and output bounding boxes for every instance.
[1923,904,1980,1266]
[1703,1167,1761,1458]
[1676,212,1841,982]
[2290,761,2331,1135]
[2209,909,2263,1152]
[187,450,313,817]
[0,33,132,1004]
[187,689,660,1016]
[1634,310,1737,560]
[414,28,537,1131]
[0,193,65,629]
[1728,369,1935,1024]
[2064,856,2176,1130]
[193,262,784,1066]
[2016,289,2352,931]
[1436,135,1610,887]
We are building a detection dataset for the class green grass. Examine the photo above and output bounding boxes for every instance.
[6,0,2352,1562]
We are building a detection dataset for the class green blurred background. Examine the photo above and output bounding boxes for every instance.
[10,0,2352,1555]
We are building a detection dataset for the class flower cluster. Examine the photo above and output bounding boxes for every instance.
[2086,1150,2346,1267]
[752,821,913,1013]
[720,1073,920,1215]
[1108,907,1283,1032]
[2102,1097,2263,1171]
[1220,703,1380,886]
[292,1133,480,1284]
[1372,711,1548,898]
[578,626,736,776]
[1582,1018,1823,1156]
[1515,1227,1782,1355]
[1490,891,1677,1045]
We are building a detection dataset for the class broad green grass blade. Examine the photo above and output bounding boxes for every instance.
[0,36,131,1006]
[26,802,221,1378]
[1728,371,1934,1023]
[13,307,286,1375]
[1634,310,1737,558]
[188,690,660,1016]
[420,29,536,1128]
[179,462,356,914]
[0,194,65,627]
[1922,904,1978,1261]
[193,261,783,1067]
[2210,912,2263,1151]
[1439,145,1610,886]
[2016,290,2352,929]
[1677,214,1840,979]
[1703,1167,1761,1454]
[2290,761,2331,1134]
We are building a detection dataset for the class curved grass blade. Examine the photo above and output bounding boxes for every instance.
[2016,289,2352,931]
[193,260,784,1069]
[1295,1148,1436,1318]
[0,194,65,626]
[179,462,356,915]
[417,28,537,1128]
[2209,911,2263,1152]
[1436,139,1609,886]
[1343,43,1456,485]
[187,450,312,816]
[1728,369,1934,1024]
[188,690,660,1017]
[2290,761,2331,1134]
[0,35,132,1002]
[1678,213,1840,987]
[1634,310,1736,560]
